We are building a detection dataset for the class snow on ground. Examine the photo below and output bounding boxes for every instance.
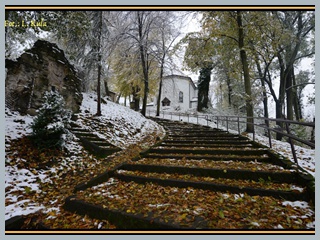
[5,108,47,220]
[5,108,33,142]
[5,99,315,227]
[77,93,165,149]
[5,94,165,221]
[248,133,315,177]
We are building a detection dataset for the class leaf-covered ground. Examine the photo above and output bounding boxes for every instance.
[5,93,315,230]
[76,178,314,229]
[115,169,304,192]
[5,134,155,229]
[5,93,165,229]
[130,158,293,173]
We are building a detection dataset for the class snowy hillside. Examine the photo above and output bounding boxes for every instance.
[76,93,165,149]
[5,93,165,221]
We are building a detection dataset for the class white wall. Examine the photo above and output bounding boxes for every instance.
[160,76,196,111]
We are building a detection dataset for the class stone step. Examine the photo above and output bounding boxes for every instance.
[160,143,253,148]
[90,141,114,147]
[72,131,121,158]
[147,148,268,156]
[167,133,236,137]
[118,163,297,183]
[168,129,227,133]
[113,173,309,202]
[161,139,253,145]
[73,132,97,137]
[64,195,185,229]
[70,127,91,133]
[166,135,248,140]
[78,135,101,141]
[142,153,274,164]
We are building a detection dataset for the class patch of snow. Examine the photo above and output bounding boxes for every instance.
[98,222,103,229]
[5,199,45,221]
[290,185,305,192]
[250,134,315,177]
[5,108,33,141]
[250,222,260,227]
[77,93,165,149]
[274,224,284,229]
[234,193,244,200]
[5,166,41,193]
[282,201,311,209]
[148,203,171,208]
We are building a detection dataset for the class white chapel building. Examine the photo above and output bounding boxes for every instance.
[149,75,198,111]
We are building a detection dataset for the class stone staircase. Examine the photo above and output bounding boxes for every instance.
[63,118,314,229]
[69,122,121,158]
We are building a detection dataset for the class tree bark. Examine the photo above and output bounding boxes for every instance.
[286,65,294,121]
[96,11,103,116]
[137,12,149,117]
[132,85,140,111]
[254,57,269,134]
[237,11,254,133]
[156,76,163,116]
[197,67,212,112]
[226,72,232,108]
[292,68,302,120]
[156,47,166,116]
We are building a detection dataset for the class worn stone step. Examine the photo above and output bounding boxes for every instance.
[167,133,237,138]
[70,127,91,133]
[78,137,121,158]
[147,148,268,156]
[166,126,221,130]
[143,153,274,164]
[161,139,253,145]
[166,136,248,141]
[64,195,188,229]
[78,135,101,141]
[113,173,309,201]
[90,140,114,147]
[168,130,228,134]
[73,132,97,138]
[160,143,253,148]
[118,163,297,183]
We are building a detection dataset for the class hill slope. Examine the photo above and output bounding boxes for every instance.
[5,92,165,222]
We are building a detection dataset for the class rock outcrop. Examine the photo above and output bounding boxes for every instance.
[5,40,83,114]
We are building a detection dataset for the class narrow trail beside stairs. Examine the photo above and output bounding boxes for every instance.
[63,117,315,229]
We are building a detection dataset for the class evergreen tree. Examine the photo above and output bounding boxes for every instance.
[30,90,71,149]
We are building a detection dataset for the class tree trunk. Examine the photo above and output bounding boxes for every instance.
[140,59,149,116]
[137,12,149,117]
[254,57,269,135]
[275,100,284,140]
[286,65,294,121]
[116,91,122,104]
[96,11,103,116]
[197,67,212,112]
[96,60,102,116]
[292,69,302,120]
[156,56,165,117]
[156,78,163,116]
[132,85,140,111]
[226,74,232,108]
[237,11,254,133]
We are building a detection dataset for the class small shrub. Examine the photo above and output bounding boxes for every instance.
[29,90,71,149]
